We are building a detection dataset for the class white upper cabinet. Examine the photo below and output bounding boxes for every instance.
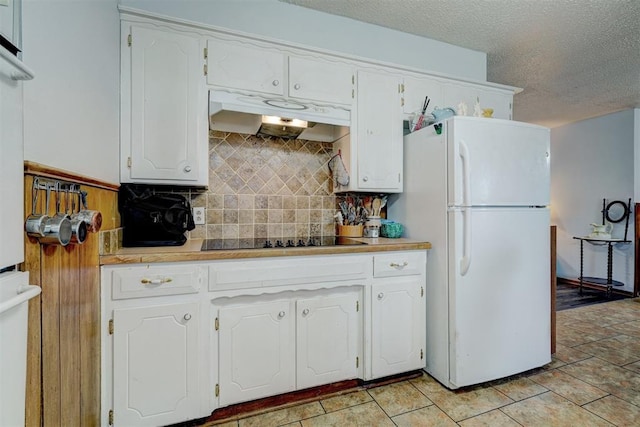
[207,37,354,107]
[443,82,513,120]
[350,69,403,192]
[120,23,208,186]
[402,75,445,116]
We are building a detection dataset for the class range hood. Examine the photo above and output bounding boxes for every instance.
[209,90,350,142]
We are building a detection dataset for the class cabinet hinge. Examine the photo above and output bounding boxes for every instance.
[356,301,359,312]
[352,88,354,99]
[356,356,359,368]
[127,34,131,47]
[421,287,424,297]
[215,383,220,397]
[215,317,219,331]
[204,64,208,76]
[401,98,404,107]
[401,83,405,93]
[108,319,113,335]
[204,47,208,59]
[352,74,354,85]
[398,173,401,183]
[127,157,132,168]
[420,349,424,360]
[108,409,114,425]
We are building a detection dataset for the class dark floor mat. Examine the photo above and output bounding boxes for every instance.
[556,282,630,311]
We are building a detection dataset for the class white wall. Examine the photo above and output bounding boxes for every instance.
[551,109,635,293]
[120,0,487,81]
[22,0,120,184]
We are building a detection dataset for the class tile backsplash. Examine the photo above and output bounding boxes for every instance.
[188,131,337,240]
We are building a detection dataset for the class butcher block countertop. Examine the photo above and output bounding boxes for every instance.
[100,238,431,265]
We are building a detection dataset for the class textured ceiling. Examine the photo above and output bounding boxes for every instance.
[281,0,640,128]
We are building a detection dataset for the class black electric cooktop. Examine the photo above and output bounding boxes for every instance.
[201,236,366,251]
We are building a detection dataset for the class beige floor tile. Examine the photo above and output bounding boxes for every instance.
[501,391,614,426]
[410,372,448,395]
[203,421,238,427]
[492,376,548,401]
[392,405,457,427]
[424,385,513,422]
[320,390,372,413]
[584,395,640,426]
[575,335,640,365]
[623,360,640,374]
[301,401,394,427]
[368,380,432,417]
[238,402,325,427]
[606,319,640,337]
[557,325,603,347]
[553,343,592,364]
[559,357,640,406]
[529,369,608,405]
[457,409,521,427]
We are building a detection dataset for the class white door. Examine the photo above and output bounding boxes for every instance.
[296,292,360,389]
[128,25,203,183]
[371,278,425,379]
[218,300,295,406]
[447,117,550,206]
[447,207,550,388]
[113,302,199,427]
[288,56,354,106]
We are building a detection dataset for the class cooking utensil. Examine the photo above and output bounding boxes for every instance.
[41,182,72,246]
[76,190,102,233]
[68,185,87,244]
[372,198,382,216]
[24,178,50,238]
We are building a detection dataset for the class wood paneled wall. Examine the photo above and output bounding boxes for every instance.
[23,162,119,427]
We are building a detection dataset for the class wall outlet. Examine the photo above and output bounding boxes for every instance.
[193,207,205,225]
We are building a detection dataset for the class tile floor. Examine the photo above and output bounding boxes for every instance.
[204,298,640,426]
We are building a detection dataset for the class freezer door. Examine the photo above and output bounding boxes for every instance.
[448,207,550,388]
[447,117,550,207]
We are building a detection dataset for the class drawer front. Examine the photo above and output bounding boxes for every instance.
[373,252,426,278]
[209,255,370,291]
[110,264,206,300]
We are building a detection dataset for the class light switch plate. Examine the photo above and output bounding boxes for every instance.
[193,207,205,225]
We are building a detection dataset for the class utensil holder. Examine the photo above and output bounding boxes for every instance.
[338,225,363,237]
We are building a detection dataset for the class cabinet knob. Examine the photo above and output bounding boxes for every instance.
[302,308,309,316]
[183,313,192,321]
[272,80,280,86]
[293,83,301,90]
[377,292,384,300]
[390,261,409,269]
[362,176,369,182]
[278,311,286,318]
[184,166,192,173]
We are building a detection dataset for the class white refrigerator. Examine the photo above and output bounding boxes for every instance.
[388,116,551,389]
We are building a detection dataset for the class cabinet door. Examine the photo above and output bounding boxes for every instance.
[218,300,295,406]
[443,82,513,120]
[403,75,444,116]
[113,302,199,426]
[296,292,360,389]
[207,38,285,96]
[288,56,354,105]
[371,278,425,378]
[126,25,205,184]
[356,70,403,191]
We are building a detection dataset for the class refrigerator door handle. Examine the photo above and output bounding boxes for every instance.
[460,208,471,276]
[458,139,471,207]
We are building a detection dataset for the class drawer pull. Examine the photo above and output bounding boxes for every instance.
[389,261,409,269]
[183,313,192,321]
[302,308,309,316]
[140,277,173,285]
[278,311,286,319]
[377,292,384,300]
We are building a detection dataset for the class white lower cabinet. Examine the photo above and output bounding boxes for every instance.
[215,289,361,407]
[371,278,425,378]
[102,251,427,424]
[217,299,295,406]
[112,302,200,427]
